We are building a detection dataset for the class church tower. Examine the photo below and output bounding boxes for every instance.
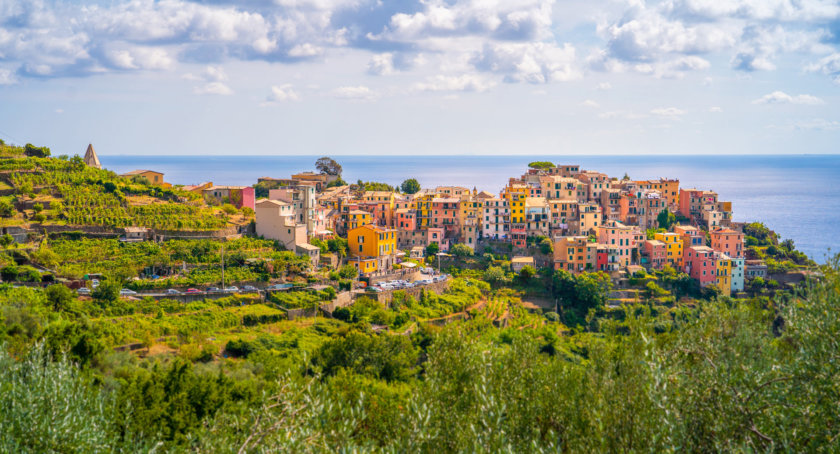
[84,144,101,169]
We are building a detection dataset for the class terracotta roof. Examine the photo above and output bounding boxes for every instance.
[121,169,159,176]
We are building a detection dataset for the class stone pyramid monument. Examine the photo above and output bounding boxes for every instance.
[84,144,101,169]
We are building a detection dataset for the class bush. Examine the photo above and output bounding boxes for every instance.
[0,199,14,218]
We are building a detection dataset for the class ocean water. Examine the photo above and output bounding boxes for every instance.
[101,154,840,262]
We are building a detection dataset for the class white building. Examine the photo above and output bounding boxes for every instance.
[255,199,306,250]
[482,197,510,240]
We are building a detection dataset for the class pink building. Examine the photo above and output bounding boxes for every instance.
[395,208,416,231]
[710,227,744,258]
[679,188,717,217]
[204,185,255,210]
[685,245,716,286]
[675,225,704,250]
[643,240,666,270]
[596,220,637,268]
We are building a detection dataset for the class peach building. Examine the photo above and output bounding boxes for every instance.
[675,225,704,251]
[710,227,744,258]
[685,245,716,286]
[554,236,598,274]
[679,188,718,217]
[643,239,666,270]
[570,203,601,236]
[654,232,684,270]
[596,220,638,268]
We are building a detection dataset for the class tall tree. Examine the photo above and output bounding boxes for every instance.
[400,178,421,194]
[657,208,676,230]
[315,157,342,176]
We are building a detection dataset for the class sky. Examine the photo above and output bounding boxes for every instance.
[0,0,839,156]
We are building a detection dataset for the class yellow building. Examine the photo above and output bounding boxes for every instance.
[341,210,372,233]
[347,256,377,274]
[715,253,732,296]
[503,183,529,223]
[414,192,435,228]
[636,178,680,209]
[654,232,684,270]
[120,169,171,188]
[348,224,398,274]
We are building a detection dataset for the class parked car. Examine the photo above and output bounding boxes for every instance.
[266,283,293,291]
[242,285,258,292]
[366,286,383,293]
[186,288,200,293]
[165,289,181,294]
[224,286,239,293]
[206,287,221,292]
[90,279,100,288]
[119,288,137,295]
[77,287,91,295]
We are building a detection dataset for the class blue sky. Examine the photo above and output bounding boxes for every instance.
[1,0,839,156]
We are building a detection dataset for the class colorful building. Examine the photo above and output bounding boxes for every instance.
[347,224,398,274]
[482,197,510,240]
[685,245,716,287]
[570,203,601,236]
[714,253,732,296]
[121,169,171,188]
[710,227,744,258]
[642,239,666,270]
[654,232,684,270]
[255,199,305,250]
[554,236,597,274]
[596,220,638,268]
[730,257,745,293]
[204,185,255,209]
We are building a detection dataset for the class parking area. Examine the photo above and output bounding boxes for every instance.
[366,270,449,293]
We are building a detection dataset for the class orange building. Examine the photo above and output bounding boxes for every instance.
[554,236,598,274]
[710,227,744,259]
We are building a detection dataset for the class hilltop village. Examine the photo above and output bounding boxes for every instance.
[1,144,784,297]
[0,140,831,452]
[246,161,750,296]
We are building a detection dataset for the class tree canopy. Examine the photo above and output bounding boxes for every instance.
[315,157,342,176]
[657,209,676,230]
[528,161,554,170]
[400,179,421,194]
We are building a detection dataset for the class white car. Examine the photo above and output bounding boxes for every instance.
[165,289,181,295]
[77,287,91,295]
[120,288,137,295]
[224,286,239,293]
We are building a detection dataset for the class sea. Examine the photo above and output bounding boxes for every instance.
[101,154,840,263]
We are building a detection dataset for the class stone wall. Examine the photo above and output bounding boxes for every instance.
[356,279,452,304]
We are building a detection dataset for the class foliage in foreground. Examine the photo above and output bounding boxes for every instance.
[1,263,839,452]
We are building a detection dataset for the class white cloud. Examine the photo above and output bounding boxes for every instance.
[413,74,496,92]
[806,53,840,83]
[581,99,600,108]
[651,107,686,116]
[367,53,395,76]
[0,68,17,85]
[379,0,555,43]
[596,82,612,90]
[266,84,300,102]
[709,106,723,112]
[793,118,840,131]
[105,46,174,70]
[752,91,824,105]
[288,43,324,57]
[194,81,233,95]
[190,65,232,95]
[203,66,228,82]
[332,85,377,100]
[471,42,580,83]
